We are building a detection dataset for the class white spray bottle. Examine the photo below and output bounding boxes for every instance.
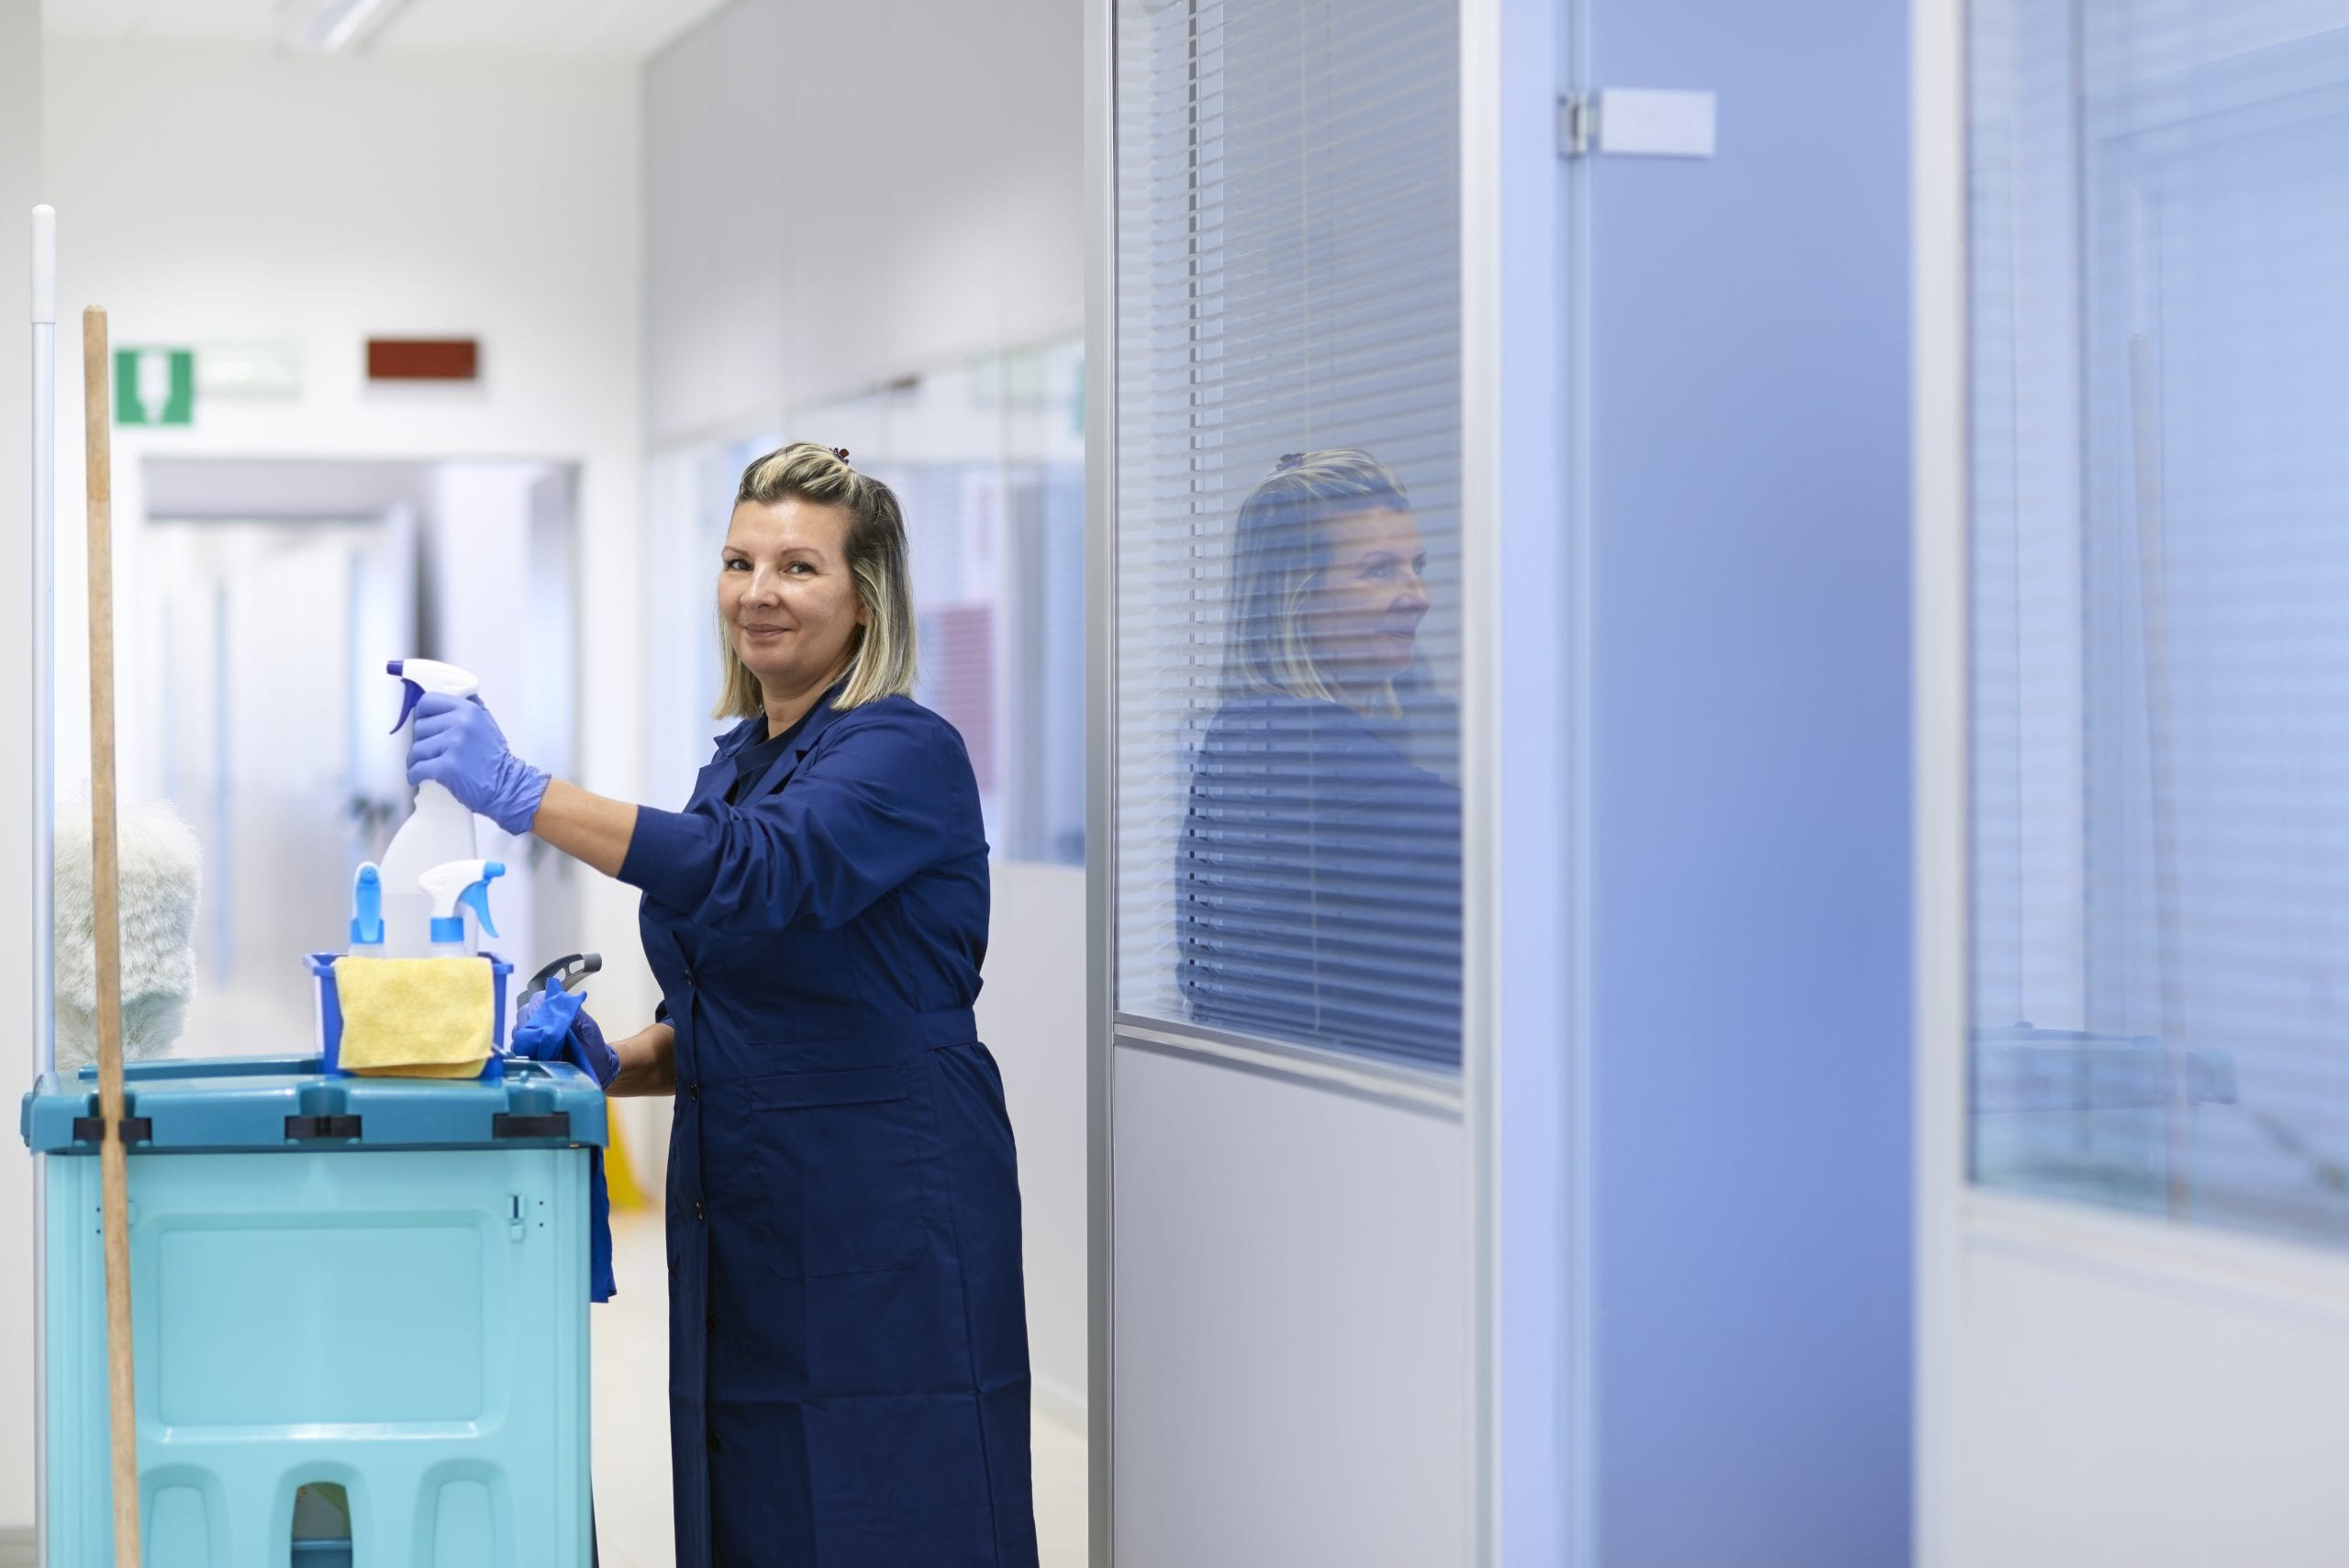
[417,859,505,957]
[381,659,482,956]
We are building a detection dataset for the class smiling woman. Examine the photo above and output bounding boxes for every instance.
[402,439,1038,1566]
[713,442,914,732]
[718,499,866,714]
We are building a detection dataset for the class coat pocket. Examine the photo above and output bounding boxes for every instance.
[718,1062,932,1280]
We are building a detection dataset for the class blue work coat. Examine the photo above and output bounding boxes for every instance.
[1176,691,1463,1067]
[619,691,1037,1567]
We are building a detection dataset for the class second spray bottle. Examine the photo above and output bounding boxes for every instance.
[353,659,507,959]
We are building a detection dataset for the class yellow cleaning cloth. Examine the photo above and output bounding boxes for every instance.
[332,956,495,1079]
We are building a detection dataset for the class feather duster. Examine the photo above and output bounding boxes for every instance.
[53,802,203,1071]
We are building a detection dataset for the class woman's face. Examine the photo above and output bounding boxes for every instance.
[719,497,868,702]
[1306,507,1431,689]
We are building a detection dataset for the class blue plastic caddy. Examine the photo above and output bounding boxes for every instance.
[20,1053,607,1567]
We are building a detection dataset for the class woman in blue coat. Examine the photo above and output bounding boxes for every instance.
[1177,449,1462,1068]
[406,441,1039,1566]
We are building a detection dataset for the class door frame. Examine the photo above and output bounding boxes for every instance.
[1463,0,1580,1562]
[1910,0,1967,1551]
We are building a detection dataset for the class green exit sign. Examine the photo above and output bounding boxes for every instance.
[115,348,195,426]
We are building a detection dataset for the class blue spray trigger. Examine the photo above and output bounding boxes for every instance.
[389,672,424,735]
[460,862,507,939]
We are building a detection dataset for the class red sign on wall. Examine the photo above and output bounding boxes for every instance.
[366,338,479,382]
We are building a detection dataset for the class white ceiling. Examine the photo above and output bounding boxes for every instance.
[45,0,740,60]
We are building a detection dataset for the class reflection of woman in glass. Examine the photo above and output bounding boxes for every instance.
[1177,449,1464,1065]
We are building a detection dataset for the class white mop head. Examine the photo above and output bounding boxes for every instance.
[53,802,203,1072]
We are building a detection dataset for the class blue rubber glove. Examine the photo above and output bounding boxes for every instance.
[510,979,586,1062]
[562,1005,620,1089]
[511,977,620,1087]
[406,692,551,837]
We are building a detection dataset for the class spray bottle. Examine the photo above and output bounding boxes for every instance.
[380,659,481,956]
[417,860,506,958]
[348,862,386,958]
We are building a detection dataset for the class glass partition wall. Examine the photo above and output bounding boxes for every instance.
[1970,0,2349,1244]
[1112,0,1464,1073]
[644,342,1086,868]
[802,342,1088,866]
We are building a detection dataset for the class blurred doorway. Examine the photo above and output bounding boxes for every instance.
[137,457,579,1057]
[146,512,415,1050]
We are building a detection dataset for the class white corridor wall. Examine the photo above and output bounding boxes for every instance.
[643,0,1085,444]
[2,0,44,1544]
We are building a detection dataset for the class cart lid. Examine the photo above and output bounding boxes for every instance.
[19,1054,607,1154]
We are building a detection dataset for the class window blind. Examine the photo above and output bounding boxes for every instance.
[1113,0,1464,1070]
[1970,0,2349,1242]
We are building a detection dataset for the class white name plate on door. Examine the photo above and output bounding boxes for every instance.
[1595,89,1718,158]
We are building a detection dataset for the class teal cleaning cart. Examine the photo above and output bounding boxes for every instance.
[21,1054,607,1567]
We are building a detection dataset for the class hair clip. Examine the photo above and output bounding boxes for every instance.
[1275,451,1306,472]
[831,446,852,462]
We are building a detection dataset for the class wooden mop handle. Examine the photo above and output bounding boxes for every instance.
[83,306,140,1567]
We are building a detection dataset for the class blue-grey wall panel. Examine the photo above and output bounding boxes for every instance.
[1584,2,1912,1562]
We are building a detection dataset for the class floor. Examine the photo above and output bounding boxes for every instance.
[592,1210,1088,1567]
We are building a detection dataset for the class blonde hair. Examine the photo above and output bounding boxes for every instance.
[1222,448,1413,712]
[713,441,918,718]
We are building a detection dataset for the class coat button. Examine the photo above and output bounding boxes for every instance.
[707,1430,721,1452]
[682,967,695,987]
[688,1082,699,1100]
[695,1200,706,1220]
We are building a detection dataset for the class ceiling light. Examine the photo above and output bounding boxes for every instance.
[277,0,413,54]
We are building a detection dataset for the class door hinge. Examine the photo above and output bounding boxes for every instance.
[1559,92,1594,158]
